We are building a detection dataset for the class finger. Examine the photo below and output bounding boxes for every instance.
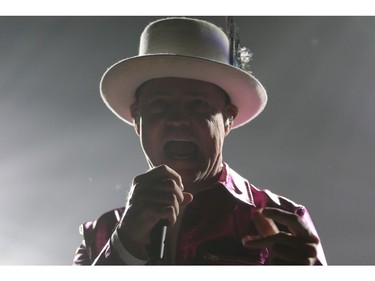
[120,203,174,245]
[243,231,317,257]
[130,166,185,204]
[268,256,314,265]
[158,205,178,224]
[162,179,184,203]
[133,164,183,190]
[269,243,317,265]
[146,194,192,225]
[132,191,180,209]
[242,232,289,249]
[252,208,279,237]
[243,231,302,248]
[241,234,261,245]
[181,192,193,206]
[130,178,184,205]
[262,208,319,243]
[131,201,179,226]
[146,192,193,223]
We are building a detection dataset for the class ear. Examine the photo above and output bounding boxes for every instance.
[224,104,238,136]
[130,103,141,136]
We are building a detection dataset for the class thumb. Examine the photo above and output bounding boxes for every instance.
[181,192,193,206]
[252,208,279,237]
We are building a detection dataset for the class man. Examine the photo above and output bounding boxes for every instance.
[73,17,327,265]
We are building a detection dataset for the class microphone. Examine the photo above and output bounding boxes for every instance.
[157,219,168,260]
[149,219,168,264]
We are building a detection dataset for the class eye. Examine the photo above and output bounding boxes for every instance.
[147,98,169,112]
[150,98,167,106]
[191,99,209,109]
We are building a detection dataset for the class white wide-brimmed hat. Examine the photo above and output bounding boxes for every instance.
[100,17,267,129]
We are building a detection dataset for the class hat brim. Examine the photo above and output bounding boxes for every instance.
[100,54,267,129]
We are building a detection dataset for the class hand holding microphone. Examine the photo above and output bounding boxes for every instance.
[117,165,193,262]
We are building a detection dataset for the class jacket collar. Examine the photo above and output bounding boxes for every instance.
[218,162,255,207]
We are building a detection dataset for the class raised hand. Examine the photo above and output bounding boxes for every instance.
[242,207,319,265]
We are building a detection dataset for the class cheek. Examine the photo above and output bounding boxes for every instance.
[139,121,157,154]
[208,114,225,135]
[205,115,226,147]
[139,116,158,137]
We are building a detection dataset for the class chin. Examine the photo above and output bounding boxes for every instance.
[165,165,198,184]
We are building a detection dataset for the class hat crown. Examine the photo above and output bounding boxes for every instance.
[139,17,230,64]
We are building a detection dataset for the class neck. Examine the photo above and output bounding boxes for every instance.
[183,169,223,195]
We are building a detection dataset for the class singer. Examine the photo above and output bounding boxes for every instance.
[73,17,327,265]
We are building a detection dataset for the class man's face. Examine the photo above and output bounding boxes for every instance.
[131,77,237,191]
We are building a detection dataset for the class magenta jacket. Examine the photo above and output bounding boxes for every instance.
[73,163,327,265]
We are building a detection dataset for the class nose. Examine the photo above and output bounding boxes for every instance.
[165,103,191,126]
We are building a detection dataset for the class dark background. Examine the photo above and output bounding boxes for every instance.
[1,16,374,265]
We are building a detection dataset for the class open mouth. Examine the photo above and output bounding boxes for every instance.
[164,140,198,160]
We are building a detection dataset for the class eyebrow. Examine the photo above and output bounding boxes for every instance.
[136,90,209,100]
[135,86,231,104]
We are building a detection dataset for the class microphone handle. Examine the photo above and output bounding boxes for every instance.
[149,219,168,264]
[157,219,168,260]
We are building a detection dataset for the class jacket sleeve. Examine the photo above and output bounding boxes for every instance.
[73,235,126,265]
[73,239,92,265]
[92,239,126,265]
[72,208,126,265]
